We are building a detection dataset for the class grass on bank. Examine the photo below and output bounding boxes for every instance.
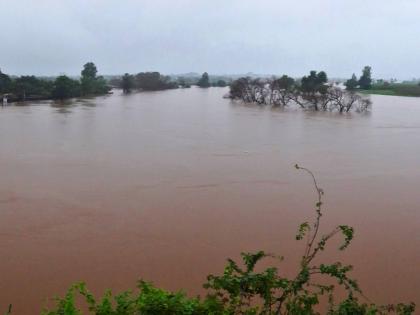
[359,83,420,97]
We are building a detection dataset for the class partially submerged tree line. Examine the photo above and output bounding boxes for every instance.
[0,62,110,102]
[229,71,371,113]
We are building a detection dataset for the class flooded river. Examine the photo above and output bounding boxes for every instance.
[0,87,419,314]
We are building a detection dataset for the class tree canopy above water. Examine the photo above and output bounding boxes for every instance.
[197,72,211,88]
[228,70,371,113]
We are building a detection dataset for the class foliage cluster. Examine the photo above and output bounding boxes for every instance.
[345,67,372,91]
[344,67,420,96]
[196,73,228,88]
[197,72,211,88]
[116,71,228,93]
[344,74,358,91]
[38,166,414,315]
[115,72,178,93]
[229,72,371,113]
[135,72,178,91]
[358,66,372,90]
[80,62,110,96]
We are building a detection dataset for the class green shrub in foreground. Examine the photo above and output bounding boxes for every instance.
[39,165,415,315]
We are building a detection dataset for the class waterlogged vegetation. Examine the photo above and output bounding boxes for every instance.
[37,166,415,315]
[113,71,228,92]
[229,71,371,113]
[228,65,420,111]
[0,63,110,101]
[3,63,420,104]
[115,72,178,93]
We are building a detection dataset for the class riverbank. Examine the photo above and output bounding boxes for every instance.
[359,83,420,97]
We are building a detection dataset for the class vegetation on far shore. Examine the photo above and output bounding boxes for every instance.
[345,66,420,97]
[0,62,110,102]
[113,71,227,93]
[0,67,229,102]
[3,63,420,104]
[358,83,420,97]
[29,166,414,315]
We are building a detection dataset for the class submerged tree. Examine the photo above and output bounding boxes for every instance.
[0,69,12,94]
[134,72,177,90]
[298,71,329,110]
[215,79,227,87]
[12,75,53,100]
[80,62,97,95]
[197,72,211,88]
[228,71,371,113]
[121,73,134,93]
[270,75,296,106]
[80,62,110,96]
[301,70,328,93]
[52,75,81,99]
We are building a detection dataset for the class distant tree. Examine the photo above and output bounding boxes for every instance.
[52,75,81,99]
[121,73,134,93]
[301,70,328,93]
[216,79,227,87]
[178,77,186,86]
[345,74,358,90]
[95,76,110,94]
[358,66,372,90]
[177,77,191,88]
[81,62,98,95]
[80,62,110,95]
[135,72,177,90]
[197,72,210,88]
[0,69,12,94]
[317,71,328,84]
[274,75,295,90]
[81,62,97,79]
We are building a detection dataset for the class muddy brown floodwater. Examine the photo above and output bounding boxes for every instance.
[0,87,419,314]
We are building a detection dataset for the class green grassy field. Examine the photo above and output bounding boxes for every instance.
[360,83,420,97]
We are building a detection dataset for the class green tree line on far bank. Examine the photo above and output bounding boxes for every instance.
[0,66,229,102]
[345,66,420,97]
[113,71,228,93]
[0,62,110,101]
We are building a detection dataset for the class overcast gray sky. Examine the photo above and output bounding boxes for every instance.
[0,0,418,79]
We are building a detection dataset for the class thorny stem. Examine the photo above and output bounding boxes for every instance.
[294,164,323,263]
[274,165,331,315]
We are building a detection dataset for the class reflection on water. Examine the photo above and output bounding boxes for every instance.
[49,98,99,114]
[0,87,419,314]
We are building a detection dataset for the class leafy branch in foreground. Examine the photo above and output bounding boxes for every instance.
[41,165,415,315]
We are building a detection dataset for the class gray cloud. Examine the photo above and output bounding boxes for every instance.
[0,0,418,79]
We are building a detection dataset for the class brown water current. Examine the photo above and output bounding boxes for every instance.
[0,87,419,314]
